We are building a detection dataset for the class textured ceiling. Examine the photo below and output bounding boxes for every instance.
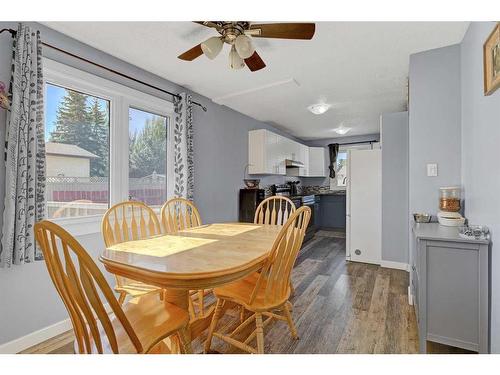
[44,22,469,139]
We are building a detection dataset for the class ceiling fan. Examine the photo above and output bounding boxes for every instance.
[178,22,316,72]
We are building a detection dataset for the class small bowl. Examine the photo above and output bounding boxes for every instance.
[413,213,432,223]
[244,179,260,189]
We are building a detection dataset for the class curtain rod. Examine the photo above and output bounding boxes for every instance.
[336,140,378,146]
[0,28,208,112]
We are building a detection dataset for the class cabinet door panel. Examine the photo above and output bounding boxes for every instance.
[308,147,326,177]
[426,245,479,346]
[319,196,346,229]
[265,131,279,174]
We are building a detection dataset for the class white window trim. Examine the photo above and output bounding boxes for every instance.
[43,59,175,235]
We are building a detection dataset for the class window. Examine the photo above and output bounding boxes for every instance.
[335,151,348,187]
[329,144,376,190]
[45,84,110,219]
[128,108,168,208]
[43,59,174,230]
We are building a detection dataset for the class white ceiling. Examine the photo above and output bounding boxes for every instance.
[44,22,469,140]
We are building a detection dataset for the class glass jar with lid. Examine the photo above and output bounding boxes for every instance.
[439,186,461,212]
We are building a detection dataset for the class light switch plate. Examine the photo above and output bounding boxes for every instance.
[427,163,438,177]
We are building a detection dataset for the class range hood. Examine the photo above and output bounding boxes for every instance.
[285,159,305,168]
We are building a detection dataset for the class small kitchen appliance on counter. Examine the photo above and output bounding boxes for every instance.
[286,180,300,196]
[270,184,291,197]
[437,186,465,226]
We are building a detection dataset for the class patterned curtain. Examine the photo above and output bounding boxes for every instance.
[173,93,194,201]
[1,24,45,267]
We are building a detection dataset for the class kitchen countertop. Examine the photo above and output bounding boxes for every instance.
[316,190,346,196]
[412,222,490,245]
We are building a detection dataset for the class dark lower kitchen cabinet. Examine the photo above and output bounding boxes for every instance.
[318,194,346,229]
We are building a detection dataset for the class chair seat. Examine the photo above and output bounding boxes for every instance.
[213,272,290,312]
[87,293,189,354]
[115,281,162,298]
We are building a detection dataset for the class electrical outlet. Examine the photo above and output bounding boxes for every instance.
[427,163,438,177]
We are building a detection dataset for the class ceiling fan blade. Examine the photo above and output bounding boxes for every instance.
[244,51,266,72]
[178,44,203,61]
[249,23,315,40]
[193,21,222,31]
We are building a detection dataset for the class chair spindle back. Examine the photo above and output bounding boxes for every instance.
[254,196,296,226]
[101,201,161,248]
[250,206,311,306]
[35,220,142,354]
[161,198,202,234]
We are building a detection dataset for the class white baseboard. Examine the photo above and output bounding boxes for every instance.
[0,318,73,354]
[380,260,410,272]
[0,303,111,354]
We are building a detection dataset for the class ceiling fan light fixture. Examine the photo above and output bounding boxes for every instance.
[201,37,223,60]
[307,103,331,115]
[229,46,245,70]
[234,34,255,59]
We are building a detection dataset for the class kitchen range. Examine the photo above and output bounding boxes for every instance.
[239,181,320,242]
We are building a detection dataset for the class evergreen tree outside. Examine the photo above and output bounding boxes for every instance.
[48,89,109,177]
[48,87,166,181]
[87,98,109,177]
[129,116,167,178]
[49,90,90,145]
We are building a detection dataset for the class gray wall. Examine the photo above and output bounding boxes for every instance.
[408,44,462,216]
[460,22,500,353]
[0,21,300,346]
[381,112,408,264]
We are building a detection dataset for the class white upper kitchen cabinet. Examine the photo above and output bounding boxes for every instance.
[248,129,325,176]
[248,129,285,175]
[278,135,301,161]
[298,144,309,176]
[307,147,326,177]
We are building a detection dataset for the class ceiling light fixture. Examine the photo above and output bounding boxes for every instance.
[333,126,351,135]
[234,34,255,59]
[201,37,223,60]
[307,103,331,115]
[229,45,245,70]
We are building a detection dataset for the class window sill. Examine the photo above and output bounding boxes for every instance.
[49,215,102,237]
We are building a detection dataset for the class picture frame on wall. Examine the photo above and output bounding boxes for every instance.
[483,22,500,96]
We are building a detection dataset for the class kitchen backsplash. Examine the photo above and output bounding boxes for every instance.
[299,185,335,195]
[261,184,334,197]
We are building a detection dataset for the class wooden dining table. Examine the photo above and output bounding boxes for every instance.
[99,222,282,349]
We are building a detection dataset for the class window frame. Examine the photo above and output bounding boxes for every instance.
[43,59,174,235]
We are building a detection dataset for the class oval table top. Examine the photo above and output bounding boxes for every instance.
[100,222,282,290]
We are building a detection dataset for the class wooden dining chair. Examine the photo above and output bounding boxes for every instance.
[34,220,191,354]
[254,196,298,299]
[204,206,311,354]
[102,201,162,305]
[161,197,207,319]
[254,196,296,226]
[161,197,202,234]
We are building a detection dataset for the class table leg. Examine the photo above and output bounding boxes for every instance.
[162,289,238,352]
[163,289,191,353]
[163,288,190,310]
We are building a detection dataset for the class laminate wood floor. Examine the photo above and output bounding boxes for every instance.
[22,233,472,354]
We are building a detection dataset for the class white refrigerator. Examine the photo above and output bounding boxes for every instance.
[346,148,381,265]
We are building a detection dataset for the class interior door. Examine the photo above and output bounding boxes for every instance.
[347,149,381,265]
